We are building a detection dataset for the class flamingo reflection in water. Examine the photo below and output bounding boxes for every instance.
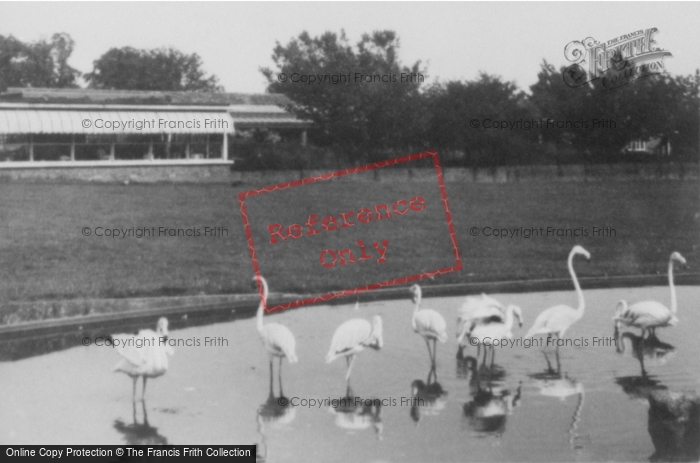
[529,357,586,450]
[460,356,521,436]
[327,385,383,439]
[113,400,168,445]
[255,376,297,463]
[410,364,448,423]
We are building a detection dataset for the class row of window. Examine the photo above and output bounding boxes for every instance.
[0,134,225,162]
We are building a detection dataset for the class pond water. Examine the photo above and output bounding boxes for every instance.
[1,286,699,462]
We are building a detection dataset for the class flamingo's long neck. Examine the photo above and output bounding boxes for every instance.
[668,257,678,314]
[614,324,625,354]
[504,306,515,331]
[569,251,585,318]
[256,278,268,333]
[412,290,421,330]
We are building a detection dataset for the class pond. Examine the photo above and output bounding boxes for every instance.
[1,286,698,462]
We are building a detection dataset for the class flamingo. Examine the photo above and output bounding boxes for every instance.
[456,296,523,360]
[524,245,591,346]
[613,252,686,339]
[614,320,675,377]
[326,316,383,389]
[457,293,507,336]
[456,294,509,354]
[410,284,448,366]
[468,304,523,368]
[254,275,298,396]
[113,317,174,401]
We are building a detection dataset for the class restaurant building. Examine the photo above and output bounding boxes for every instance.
[0,88,311,180]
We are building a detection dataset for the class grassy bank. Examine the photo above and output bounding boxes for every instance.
[1,178,697,315]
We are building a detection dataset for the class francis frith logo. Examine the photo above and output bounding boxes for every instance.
[563,28,672,91]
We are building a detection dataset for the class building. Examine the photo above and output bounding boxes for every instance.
[0,88,311,169]
[621,137,672,156]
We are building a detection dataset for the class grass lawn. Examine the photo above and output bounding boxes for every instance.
[0,177,697,310]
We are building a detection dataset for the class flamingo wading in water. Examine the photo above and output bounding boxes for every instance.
[456,294,508,337]
[410,284,448,366]
[469,304,523,368]
[456,294,521,359]
[524,245,591,348]
[254,275,298,396]
[326,316,383,389]
[613,252,686,340]
[113,317,174,401]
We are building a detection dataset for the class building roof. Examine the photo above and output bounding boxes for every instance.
[0,88,312,131]
[0,87,293,107]
[0,108,234,135]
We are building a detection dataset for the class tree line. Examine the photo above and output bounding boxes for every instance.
[263,30,699,168]
[0,32,221,92]
[1,31,698,169]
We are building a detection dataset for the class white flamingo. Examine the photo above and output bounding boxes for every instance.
[456,294,523,357]
[254,275,298,395]
[113,317,174,401]
[614,320,676,376]
[469,305,523,368]
[410,284,448,366]
[613,252,686,339]
[456,293,507,339]
[326,316,383,386]
[524,246,591,343]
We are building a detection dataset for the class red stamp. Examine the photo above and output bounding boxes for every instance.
[238,150,461,312]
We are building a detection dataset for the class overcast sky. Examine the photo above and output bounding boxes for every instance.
[1,2,698,94]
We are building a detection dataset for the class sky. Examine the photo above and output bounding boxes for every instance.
[1,2,698,94]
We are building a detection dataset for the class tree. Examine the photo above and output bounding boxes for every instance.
[425,73,532,167]
[261,30,427,163]
[0,33,80,90]
[529,60,699,162]
[85,47,222,92]
[529,60,630,161]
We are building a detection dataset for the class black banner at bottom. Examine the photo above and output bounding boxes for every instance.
[2,445,257,462]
